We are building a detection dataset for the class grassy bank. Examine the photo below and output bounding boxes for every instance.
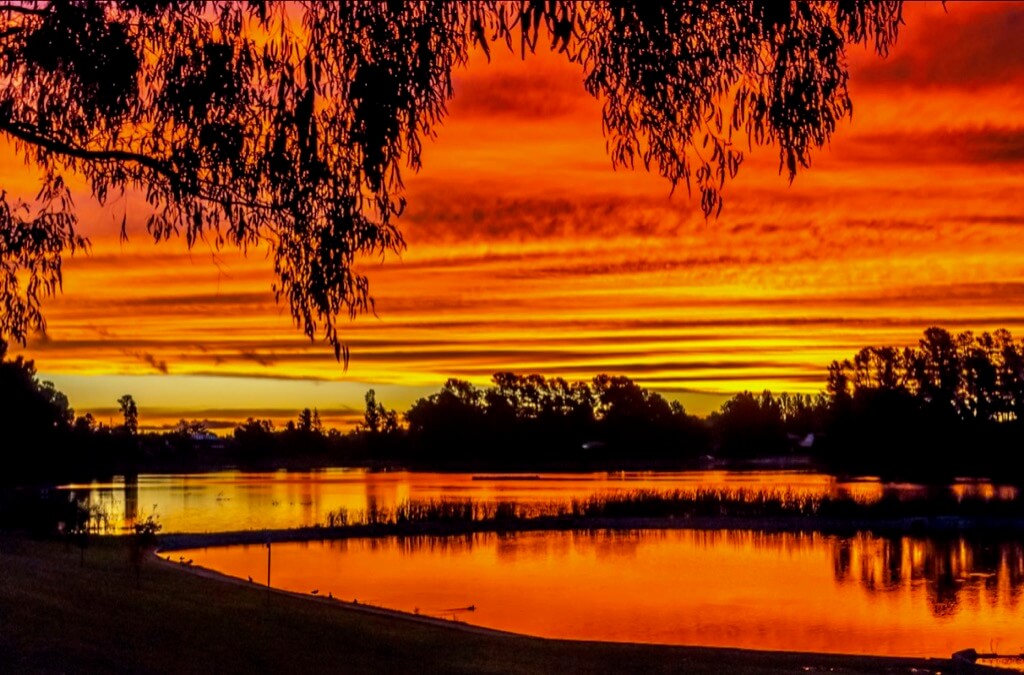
[152,489,1024,552]
[0,536,951,674]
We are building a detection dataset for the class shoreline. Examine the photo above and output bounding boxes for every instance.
[1,536,959,673]
[157,513,1024,552]
[151,553,526,639]
[152,549,959,668]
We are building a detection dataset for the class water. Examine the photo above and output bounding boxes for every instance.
[58,469,1017,533]
[182,529,1024,657]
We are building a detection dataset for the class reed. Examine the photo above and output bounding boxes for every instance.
[321,488,1024,528]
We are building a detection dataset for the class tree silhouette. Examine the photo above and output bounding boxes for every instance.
[0,338,74,477]
[709,390,788,458]
[360,389,399,435]
[0,1,904,358]
[296,407,323,435]
[117,394,137,435]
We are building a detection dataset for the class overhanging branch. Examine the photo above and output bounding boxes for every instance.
[0,120,175,180]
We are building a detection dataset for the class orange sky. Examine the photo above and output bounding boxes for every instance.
[11,1,1024,430]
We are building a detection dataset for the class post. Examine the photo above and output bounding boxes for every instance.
[266,536,272,608]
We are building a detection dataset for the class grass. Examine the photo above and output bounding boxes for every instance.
[0,535,952,674]
[320,488,1024,529]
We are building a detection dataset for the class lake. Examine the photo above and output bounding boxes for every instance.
[180,529,1024,658]
[58,469,1016,533]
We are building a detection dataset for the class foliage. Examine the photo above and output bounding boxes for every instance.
[295,407,322,434]
[358,389,399,435]
[117,393,138,435]
[9,326,1024,483]
[0,1,904,358]
[233,417,276,458]
[0,338,74,478]
[405,372,705,466]
[710,391,795,458]
[819,327,1024,473]
[827,327,1024,423]
[127,512,162,587]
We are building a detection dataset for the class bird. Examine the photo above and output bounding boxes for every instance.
[247,575,253,583]
[186,559,193,566]
[327,592,333,599]
[311,589,319,595]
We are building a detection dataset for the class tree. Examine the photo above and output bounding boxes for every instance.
[0,1,904,357]
[910,327,961,415]
[360,389,399,435]
[73,412,96,434]
[174,418,209,438]
[296,407,323,434]
[710,391,788,458]
[362,389,383,434]
[117,394,138,435]
[0,338,74,477]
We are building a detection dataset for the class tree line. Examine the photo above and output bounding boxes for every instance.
[5,326,1024,483]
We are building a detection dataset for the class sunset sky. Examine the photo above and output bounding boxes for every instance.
[11,1,1024,430]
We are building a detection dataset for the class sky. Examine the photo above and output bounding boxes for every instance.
[10,1,1024,430]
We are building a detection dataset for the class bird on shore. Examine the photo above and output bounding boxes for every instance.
[327,592,333,599]
[185,559,193,566]
[247,575,253,583]
[311,589,319,595]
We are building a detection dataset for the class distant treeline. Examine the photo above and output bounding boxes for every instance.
[5,326,1024,484]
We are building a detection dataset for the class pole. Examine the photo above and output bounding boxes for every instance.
[266,536,272,608]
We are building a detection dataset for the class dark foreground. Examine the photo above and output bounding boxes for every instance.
[0,537,956,674]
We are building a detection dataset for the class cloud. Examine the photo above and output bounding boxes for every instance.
[128,351,169,374]
[450,60,589,120]
[85,406,364,430]
[60,291,273,312]
[145,419,240,431]
[436,361,826,383]
[16,2,1024,420]
[238,350,276,367]
[839,127,1024,166]
[855,3,1024,88]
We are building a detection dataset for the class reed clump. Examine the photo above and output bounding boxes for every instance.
[321,488,1024,529]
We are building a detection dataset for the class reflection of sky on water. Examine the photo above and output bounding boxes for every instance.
[183,529,1024,658]
[59,469,1019,533]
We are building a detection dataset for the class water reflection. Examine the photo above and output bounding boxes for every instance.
[57,470,1019,533]
[184,529,1024,657]
[832,534,1024,618]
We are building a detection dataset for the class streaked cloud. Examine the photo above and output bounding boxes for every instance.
[855,2,1024,88]
[11,2,1024,425]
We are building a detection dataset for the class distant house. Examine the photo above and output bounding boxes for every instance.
[787,432,815,450]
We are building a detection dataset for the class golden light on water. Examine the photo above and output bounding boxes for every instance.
[182,529,1024,657]
[66,471,1016,534]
